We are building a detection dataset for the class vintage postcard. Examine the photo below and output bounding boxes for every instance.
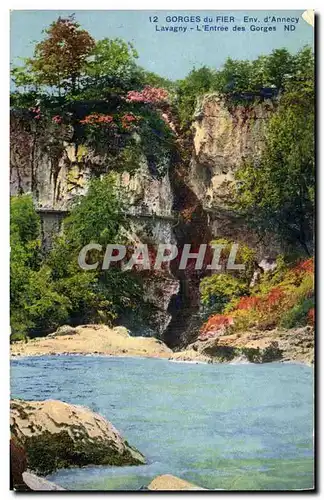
[10,9,315,491]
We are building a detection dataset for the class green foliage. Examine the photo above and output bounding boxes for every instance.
[174,46,314,129]
[10,176,146,339]
[85,38,138,79]
[45,237,117,325]
[136,68,175,90]
[10,332,27,344]
[10,195,40,245]
[200,273,248,313]
[64,173,127,248]
[231,73,314,254]
[176,66,218,128]
[27,15,95,94]
[10,195,41,339]
[11,62,41,93]
[22,266,70,336]
[280,297,314,329]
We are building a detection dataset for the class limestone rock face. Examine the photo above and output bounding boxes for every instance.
[188,94,281,258]
[118,161,174,219]
[147,474,206,490]
[10,113,174,217]
[10,399,145,475]
[10,113,178,337]
[190,94,274,211]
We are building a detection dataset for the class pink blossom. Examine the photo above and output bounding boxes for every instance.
[52,115,62,124]
[126,86,169,104]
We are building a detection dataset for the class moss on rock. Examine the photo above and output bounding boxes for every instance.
[10,399,145,475]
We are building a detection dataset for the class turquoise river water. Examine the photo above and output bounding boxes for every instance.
[11,355,314,491]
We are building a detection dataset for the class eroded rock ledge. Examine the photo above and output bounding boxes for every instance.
[171,326,314,365]
[10,399,145,476]
[11,324,172,359]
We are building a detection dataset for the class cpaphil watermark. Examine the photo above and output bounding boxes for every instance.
[78,243,245,271]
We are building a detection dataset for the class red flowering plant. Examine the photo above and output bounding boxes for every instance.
[52,115,62,124]
[29,106,42,120]
[293,258,314,275]
[236,296,262,311]
[199,314,234,340]
[80,113,114,125]
[120,113,140,131]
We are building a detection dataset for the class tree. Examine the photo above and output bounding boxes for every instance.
[64,173,128,248]
[10,195,70,339]
[28,15,95,94]
[51,174,144,322]
[85,38,138,79]
[263,48,294,90]
[176,66,217,128]
[216,58,253,93]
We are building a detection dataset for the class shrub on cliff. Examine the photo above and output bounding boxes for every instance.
[200,273,248,314]
[280,297,314,329]
[200,256,314,337]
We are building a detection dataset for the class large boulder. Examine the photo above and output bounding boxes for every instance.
[10,399,145,475]
[148,475,206,490]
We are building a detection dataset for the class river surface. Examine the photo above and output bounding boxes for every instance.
[11,355,314,491]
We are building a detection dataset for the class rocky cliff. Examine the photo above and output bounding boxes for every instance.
[10,95,278,344]
[187,94,280,259]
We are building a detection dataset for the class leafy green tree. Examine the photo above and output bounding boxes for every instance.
[10,195,41,333]
[45,237,117,325]
[216,58,253,93]
[263,48,294,90]
[11,61,41,93]
[49,174,143,323]
[10,195,70,338]
[136,68,174,90]
[85,38,138,79]
[176,66,217,128]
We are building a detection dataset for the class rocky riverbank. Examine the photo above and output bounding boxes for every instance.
[10,324,314,365]
[10,398,145,478]
[171,326,314,365]
[11,324,172,359]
